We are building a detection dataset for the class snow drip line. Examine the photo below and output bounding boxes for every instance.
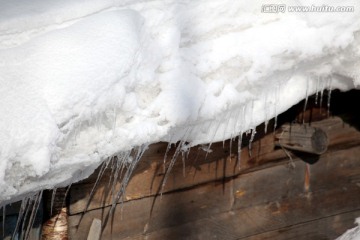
[1,73,342,238]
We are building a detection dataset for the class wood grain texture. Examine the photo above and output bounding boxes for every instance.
[242,210,360,240]
[69,117,360,215]
[68,120,360,239]
[275,124,328,154]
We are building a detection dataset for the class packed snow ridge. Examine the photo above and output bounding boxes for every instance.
[0,0,359,205]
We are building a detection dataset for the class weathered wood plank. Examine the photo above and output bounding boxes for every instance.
[129,183,360,239]
[135,205,360,240]
[68,143,360,239]
[68,133,275,215]
[68,117,360,215]
[242,210,360,240]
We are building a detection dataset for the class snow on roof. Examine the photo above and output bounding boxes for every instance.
[0,0,359,204]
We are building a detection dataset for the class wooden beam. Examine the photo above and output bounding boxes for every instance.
[275,124,328,154]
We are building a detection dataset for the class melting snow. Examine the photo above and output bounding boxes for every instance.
[0,0,359,205]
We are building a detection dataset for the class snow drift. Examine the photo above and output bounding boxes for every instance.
[0,0,359,205]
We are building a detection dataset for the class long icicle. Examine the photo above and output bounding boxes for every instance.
[83,159,109,214]
[12,197,30,239]
[327,76,333,117]
[21,197,35,239]
[50,188,57,217]
[315,76,320,105]
[248,128,256,158]
[24,191,43,240]
[107,156,117,189]
[2,206,5,239]
[161,128,191,195]
[107,144,148,223]
[161,141,185,195]
[302,76,310,124]
[237,132,243,170]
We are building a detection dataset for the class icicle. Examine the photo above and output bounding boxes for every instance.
[21,204,31,239]
[327,77,333,117]
[232,106,243,137]
[302,77,310,124]
[264,93,268,134]
[109,153,127,199]
[107,156,118,189]
[204,143,212,160]
[165,127,191,187]
[248,129,257,157]
[24,191,43,240]
[241,105,246,131]
[163,142,173,173]
[118,153,137,198]
[50,188,57,217]
[13,197,30,239]
[83,160,108,214]
[126,147,146,195]
[250,100,255,130]
[2,206,5,239]
[64,184,71,202]
[264,120,269,134]
[237,132,243,170]
[181,151,186,177]
[200,144,213,153]
[319,77,325,110]
[161,128,191,195]
[274,114,278,131]
[274,85,279,131]
[111,156,125,198]
[55,184,72,226]
[222,110,234,144]
[207,120,222,154]
[161,141,184,194]
[231,105,245,165]
[315,76,320,105]
[108,144,148,221]
[229,133,233,158]
[186,144,191,159]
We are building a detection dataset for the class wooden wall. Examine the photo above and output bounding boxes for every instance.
[67,106,360,240]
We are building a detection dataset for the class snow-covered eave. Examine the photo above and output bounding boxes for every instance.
[1,76,358,207]
[1,0,360,205]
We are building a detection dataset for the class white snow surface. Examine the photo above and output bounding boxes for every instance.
[0,0,359,204]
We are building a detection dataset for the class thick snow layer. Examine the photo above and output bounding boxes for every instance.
[0,0,359,204]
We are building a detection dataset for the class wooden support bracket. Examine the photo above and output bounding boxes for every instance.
[275,124,328,155]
